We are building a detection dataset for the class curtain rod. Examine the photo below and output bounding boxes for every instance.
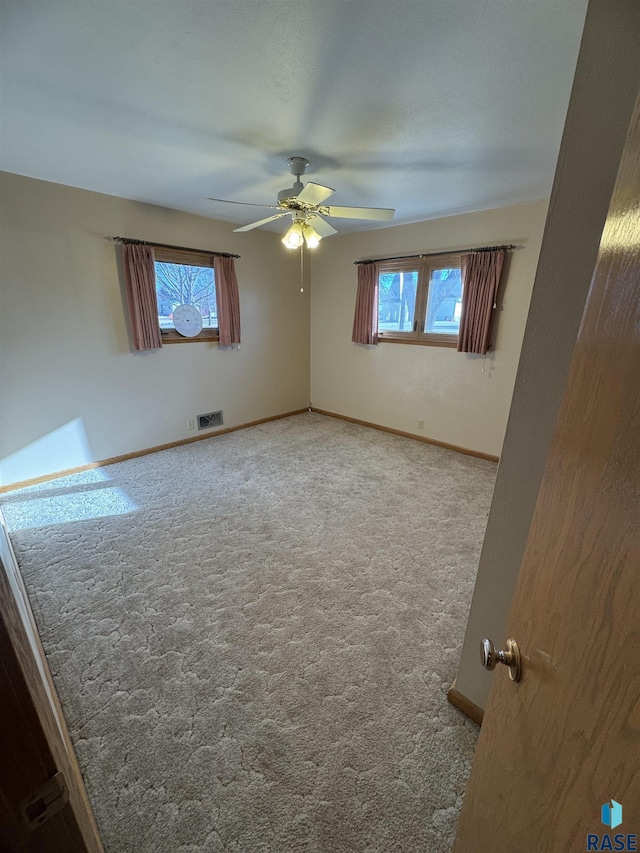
[111,236,240,259]
[353,244,517,265]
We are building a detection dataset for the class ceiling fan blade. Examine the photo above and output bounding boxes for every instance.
[321,205,395,221]
[233,212,289,232]
[208,197,279,209]
[306,214,338,237]
[296,182,336,206]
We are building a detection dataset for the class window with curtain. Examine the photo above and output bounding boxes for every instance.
[353,248,507,351]
[154,246,219,343]
[376,253,463,346]
[121,241,240,350]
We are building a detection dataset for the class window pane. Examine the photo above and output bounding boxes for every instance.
[378,270,419,333]
[155,262,217,329]
[424,267,462,335]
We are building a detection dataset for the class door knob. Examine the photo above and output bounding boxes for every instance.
[481,637,522,682]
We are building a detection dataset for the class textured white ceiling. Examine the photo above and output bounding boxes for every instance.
[0,0,588,234]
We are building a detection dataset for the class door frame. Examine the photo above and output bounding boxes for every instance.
[0,511,103,851]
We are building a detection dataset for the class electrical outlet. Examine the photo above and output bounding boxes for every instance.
[187,419,195,431]
[418,419,425,430]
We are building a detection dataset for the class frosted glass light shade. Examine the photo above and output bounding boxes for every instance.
[303,225,321,249]
[282,222,304,249]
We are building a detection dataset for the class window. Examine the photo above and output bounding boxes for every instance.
[154,246,219,343]
[377,253,462,346]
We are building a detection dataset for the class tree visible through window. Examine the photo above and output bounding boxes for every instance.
[377,254,462,344]
[153,246,219,342]
[379,270,418,332]
[156,262,217,329]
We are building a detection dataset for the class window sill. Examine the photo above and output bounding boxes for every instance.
[378,336,458,348]
[161,331,220,344]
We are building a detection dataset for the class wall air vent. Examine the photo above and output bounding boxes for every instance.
[197,410,223,430]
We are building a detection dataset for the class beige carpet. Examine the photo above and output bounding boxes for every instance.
[2,413,495,852]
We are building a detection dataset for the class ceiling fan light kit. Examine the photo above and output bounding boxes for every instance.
[282,217,305,249]
[302,224,321,249]
[209,156,395,248]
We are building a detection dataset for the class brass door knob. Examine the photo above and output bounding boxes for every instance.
[481,637,522,682]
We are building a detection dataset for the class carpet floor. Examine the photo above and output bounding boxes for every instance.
[2,413,496,852]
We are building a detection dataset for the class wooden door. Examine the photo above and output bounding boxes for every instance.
[453,92,640,851]
[0,514,103,851]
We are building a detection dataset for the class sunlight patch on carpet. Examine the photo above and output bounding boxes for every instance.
[2,482,137,530]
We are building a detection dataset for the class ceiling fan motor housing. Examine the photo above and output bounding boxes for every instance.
[277,183,304,206]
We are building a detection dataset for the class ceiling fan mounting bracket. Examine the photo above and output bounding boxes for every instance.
[286,156,310,179]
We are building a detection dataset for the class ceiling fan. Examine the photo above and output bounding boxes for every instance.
[208,156,395,249]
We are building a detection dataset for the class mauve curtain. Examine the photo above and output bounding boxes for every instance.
[457,250,505,354]
[122,243,162,351]
[214,255,241,345]
[352,262,380,345]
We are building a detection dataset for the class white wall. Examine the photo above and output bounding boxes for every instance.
[310,200,548,458]
[0,173,310,486]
